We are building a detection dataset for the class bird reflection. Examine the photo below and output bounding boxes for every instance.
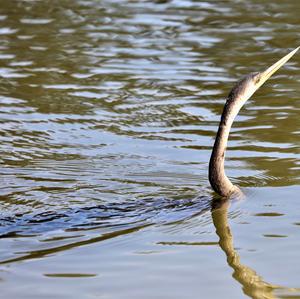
[211,199,280,299]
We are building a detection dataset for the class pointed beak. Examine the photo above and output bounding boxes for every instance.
[257,46,299,88]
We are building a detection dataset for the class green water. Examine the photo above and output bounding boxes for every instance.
[0,1,300,298]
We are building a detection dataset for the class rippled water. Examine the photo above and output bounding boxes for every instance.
[0,0,300,298]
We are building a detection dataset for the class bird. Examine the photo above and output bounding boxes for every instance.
[209,47,299,197]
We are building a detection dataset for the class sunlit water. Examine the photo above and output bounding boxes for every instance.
[0,0,300,298]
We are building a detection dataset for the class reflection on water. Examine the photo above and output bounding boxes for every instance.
[0,0,300,298]
[212,200,278,299]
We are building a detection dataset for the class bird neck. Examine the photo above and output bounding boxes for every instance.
[209,99,240,197]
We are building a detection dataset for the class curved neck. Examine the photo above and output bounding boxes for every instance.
[209,97,243,197]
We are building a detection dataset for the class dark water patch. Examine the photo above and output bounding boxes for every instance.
[254,212,284,217]
[44,273,97,278]
[0,224,148,265]
[157,241,218,246]
[263,234,287,238]
[0,196,212,237]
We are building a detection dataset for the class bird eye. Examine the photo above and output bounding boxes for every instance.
[254,74,261,84]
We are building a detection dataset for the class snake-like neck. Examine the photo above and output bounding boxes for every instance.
[209,93,246,197]
[208,48,300,197]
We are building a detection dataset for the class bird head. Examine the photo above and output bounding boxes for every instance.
[228,47,299,103]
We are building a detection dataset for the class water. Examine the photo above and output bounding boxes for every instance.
[0,0,300,298]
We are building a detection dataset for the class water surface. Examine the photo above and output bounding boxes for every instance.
[0,0,300,298]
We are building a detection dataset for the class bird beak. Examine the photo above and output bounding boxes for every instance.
[257,46,299,88]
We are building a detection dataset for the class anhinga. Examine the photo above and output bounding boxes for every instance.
[209,47,299,197]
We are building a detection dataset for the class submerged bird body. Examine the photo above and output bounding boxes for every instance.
[209,48,299,197]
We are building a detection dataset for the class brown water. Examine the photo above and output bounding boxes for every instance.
[0,1,300,298]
